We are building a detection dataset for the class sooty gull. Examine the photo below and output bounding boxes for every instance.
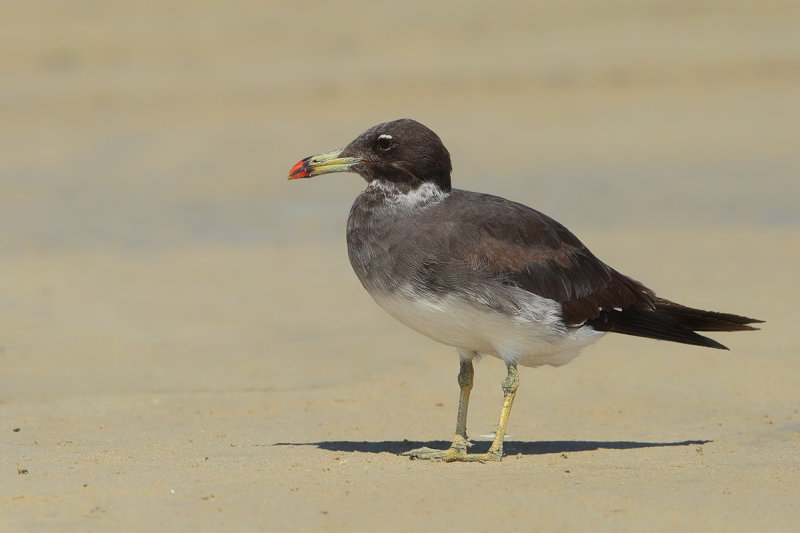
[288,118,762,462]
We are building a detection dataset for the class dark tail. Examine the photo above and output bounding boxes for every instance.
[586,298,763,350]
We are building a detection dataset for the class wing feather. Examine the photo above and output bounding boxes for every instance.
[444,190,655,325]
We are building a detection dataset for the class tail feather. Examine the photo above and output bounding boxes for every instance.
[586,299,762,350]
[653,298,763,332]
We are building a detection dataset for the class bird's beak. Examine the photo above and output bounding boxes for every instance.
[288,149,363,180]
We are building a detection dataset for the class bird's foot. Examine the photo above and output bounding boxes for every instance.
[402,447,503,462]
[401,436,503,462]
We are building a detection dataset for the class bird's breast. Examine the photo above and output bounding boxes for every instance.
[347,193,416,293]
[346,182,447,293]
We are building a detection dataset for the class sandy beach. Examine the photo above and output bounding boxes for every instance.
[2,1,799,531]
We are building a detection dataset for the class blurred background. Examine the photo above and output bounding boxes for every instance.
[3,0,798,253]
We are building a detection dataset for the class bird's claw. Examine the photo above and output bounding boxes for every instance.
[401,446,503,462]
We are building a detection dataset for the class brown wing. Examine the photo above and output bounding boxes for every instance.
[445,190,656,326]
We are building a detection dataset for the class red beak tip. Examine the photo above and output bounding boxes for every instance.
[288,159,308,180]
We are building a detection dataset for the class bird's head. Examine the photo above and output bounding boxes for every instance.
[288,119,452,191]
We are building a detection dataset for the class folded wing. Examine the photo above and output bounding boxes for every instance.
[446,191,761,349]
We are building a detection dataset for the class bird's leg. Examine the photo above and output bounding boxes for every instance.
[402,360,519,462]
[402,357,474,460]
[449,358,475,453]
[483,362,518,460]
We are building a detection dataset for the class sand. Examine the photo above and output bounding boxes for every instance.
[2,1,799,531]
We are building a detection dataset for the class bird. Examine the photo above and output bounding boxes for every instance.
[287,118,762,462]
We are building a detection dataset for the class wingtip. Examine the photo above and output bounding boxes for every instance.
[704,337,730,350]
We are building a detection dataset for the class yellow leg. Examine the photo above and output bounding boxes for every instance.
[403,362,519,462]
[453,358,474,446]
[484,363,518,459]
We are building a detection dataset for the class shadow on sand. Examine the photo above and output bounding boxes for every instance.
[275,439,711,456]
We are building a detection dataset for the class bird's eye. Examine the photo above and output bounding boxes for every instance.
[376,134,393,151]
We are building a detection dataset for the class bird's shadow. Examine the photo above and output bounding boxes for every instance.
[274,439,711,456]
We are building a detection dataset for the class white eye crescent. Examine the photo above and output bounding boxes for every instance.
[377,134,393,151]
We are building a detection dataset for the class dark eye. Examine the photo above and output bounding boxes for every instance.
[376,134,393,151]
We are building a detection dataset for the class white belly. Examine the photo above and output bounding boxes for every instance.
[370,287,604,367]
